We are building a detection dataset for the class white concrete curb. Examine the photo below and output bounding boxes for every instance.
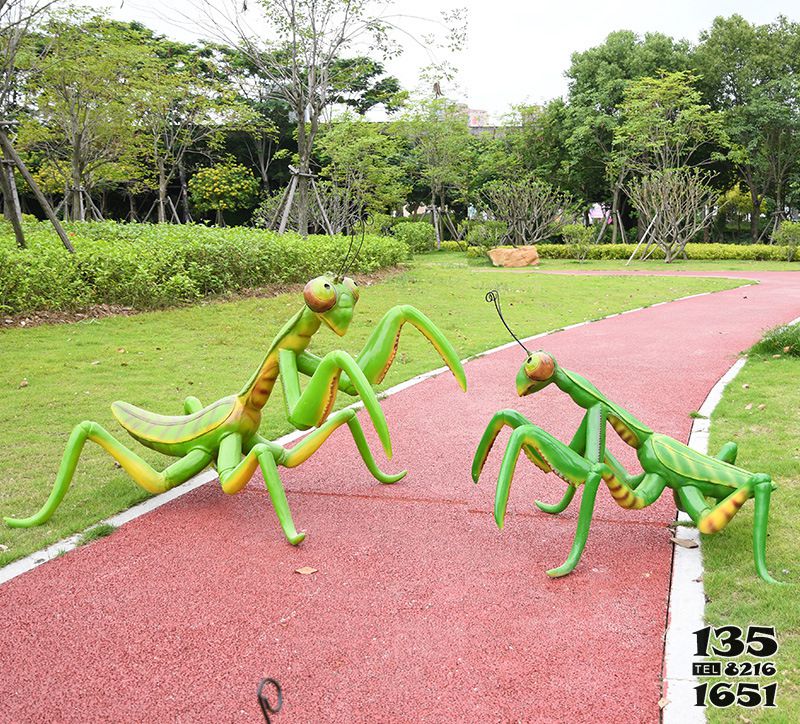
[0,282,755,586]
[661,357,747,724]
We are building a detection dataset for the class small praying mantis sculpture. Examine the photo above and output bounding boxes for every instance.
[473,290,781,583]
[5,240,467,543]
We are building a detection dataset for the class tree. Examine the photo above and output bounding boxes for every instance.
[394,98,473,247]
[627,168,716,262]
[564,30,691,239]
[695,15,800,241]
[189,160,259,225]
[315,112,408,218]
[483,177,576,246]
[194,0,464,235]
[613,71,725,176]
[17,12,148,220]
[133,43,254,223]
[0,0,74,250]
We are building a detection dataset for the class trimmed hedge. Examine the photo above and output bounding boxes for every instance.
[393,221,436,253]
[0,221,409,315]
[464,243,800,262]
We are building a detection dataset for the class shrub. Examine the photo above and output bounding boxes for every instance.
[439,240,466,252]
[189,162,260,221]
[533,242,798,262]
[772,222,800,261]
[465,221,507,249]
[0,221,409,315]
[393,221,436,253]
[560,223,595,261]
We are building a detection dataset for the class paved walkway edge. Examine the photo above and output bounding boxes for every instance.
[0,284,739,588]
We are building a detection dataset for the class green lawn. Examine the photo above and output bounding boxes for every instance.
[704,341,800,721]
[0,256,743,565]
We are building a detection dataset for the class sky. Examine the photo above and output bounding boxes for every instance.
[79,0,796,120]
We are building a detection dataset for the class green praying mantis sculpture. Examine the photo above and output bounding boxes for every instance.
[5,243,467,543]
[473,290,781,584]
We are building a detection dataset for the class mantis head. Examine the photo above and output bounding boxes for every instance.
[303,275,360,336]
[484,288,558,396]
[516,351,557,396]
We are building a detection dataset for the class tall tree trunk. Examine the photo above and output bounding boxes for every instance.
[296,114,310,236]
[431,189,442,249]
[177,160,190,222]
[157,160,168,223]
[128,189,137,222]
[610,181,622,244]
[71,136,83,222]
[745,176,762,244]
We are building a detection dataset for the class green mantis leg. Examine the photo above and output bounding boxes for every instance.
[249,409,406,484]
[678,476,780,584]
[310,304,468,393]
[673,441,739,511]
[183,396,204,414]
[4,422,212,528]
[471,410,545,482]
[491,423,601,530]
[716,441,738,464]
[279,348,392,458]
[472,411,589,515]
[216,433,305,545]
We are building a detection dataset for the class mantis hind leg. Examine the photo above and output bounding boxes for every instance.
[678,478,781,584]
[4,421,211,528]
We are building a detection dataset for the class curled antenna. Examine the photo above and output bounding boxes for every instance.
[485,289,530,355]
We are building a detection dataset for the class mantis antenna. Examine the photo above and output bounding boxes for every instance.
[338,216,368,280]
[485,289,531,355]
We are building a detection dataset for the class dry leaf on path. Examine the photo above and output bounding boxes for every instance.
[670,536,699,549]
[295,566,318,575]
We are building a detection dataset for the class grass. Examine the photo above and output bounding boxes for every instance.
[77,523,116,546]
[703,327,800,721]
[0,254,744,565]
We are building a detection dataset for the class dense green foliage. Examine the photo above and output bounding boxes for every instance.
[392,221,436,253]
[0,222,408,314]
[464,243,800,262]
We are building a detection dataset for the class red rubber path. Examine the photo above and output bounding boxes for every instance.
[2,271,799,723]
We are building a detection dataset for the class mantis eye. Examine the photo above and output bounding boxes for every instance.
[524,351,556,381]
[343,276,359,302]
[304,277,337,313]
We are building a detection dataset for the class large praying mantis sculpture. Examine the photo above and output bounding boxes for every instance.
[472,290,781,583]
[5,253,467,544]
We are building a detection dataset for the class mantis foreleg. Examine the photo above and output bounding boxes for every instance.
[320,305,468,393]
[279,348,392,457]
[4,422,212,528]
